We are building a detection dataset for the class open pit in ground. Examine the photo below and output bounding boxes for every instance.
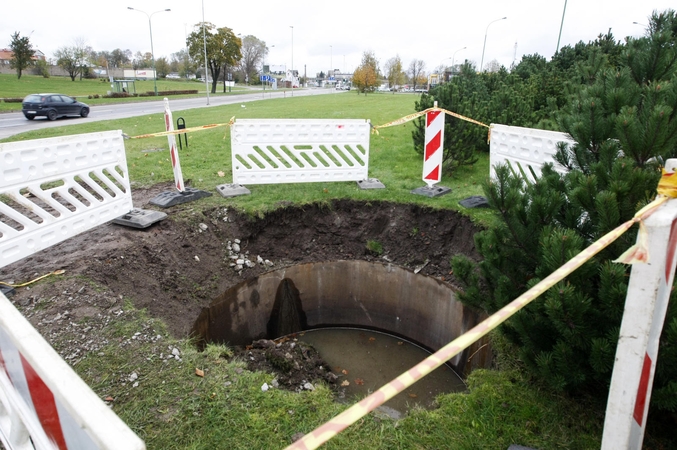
[1,181,491,397]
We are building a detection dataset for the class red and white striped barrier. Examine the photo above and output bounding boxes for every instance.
[164,98,185,192]
[0,292,145,450]
[422,102,444,187]
[602,198,677,449]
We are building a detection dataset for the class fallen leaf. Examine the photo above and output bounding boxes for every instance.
[408,393,417,398]
[217,171,225,177]
[195,368,205,377]
[341,380,350,386]
[104,396,114,402]
[355,378,364,385]
[342,369,349,375]
[368,337,376,342]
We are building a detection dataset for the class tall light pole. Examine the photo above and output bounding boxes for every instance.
[556,0,568,54]
[480,16,506,72]
[127,6,170,96]
[451,46,466,68]
[330,45,333,80]
[290,25,294,95]
[202,0,209,105]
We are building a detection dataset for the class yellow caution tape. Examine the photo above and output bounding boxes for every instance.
[371,107,490,136]
[614,165,677,264]
[285,195,668,450]
[657,166,677,198]
[0,270,66,288]
[124,117,236,139]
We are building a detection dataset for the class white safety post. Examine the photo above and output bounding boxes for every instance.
[164,98,185,192]
[601,198,677,449]
[422,102,444,187]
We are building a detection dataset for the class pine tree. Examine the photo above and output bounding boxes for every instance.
[9,31,34,79]
[453,9,677,410]
[412,62,489,170]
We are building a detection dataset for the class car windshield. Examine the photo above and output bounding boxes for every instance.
[23,94,45,102]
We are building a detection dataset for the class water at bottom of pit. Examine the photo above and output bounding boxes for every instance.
[296,327,467,418]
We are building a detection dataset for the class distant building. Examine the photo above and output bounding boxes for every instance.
[0,48,46,65]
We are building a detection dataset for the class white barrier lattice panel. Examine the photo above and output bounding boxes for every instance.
[0,130,133,268]
[231,119,371,185]
[490,124,573,182]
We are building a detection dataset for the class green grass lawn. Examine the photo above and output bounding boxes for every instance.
[1,92,612,449]
[2,91,496,226]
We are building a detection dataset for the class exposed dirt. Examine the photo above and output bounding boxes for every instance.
[1,181,482,387]
[236,337,342,394]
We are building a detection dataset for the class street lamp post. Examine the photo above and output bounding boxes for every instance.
[202,0,209,105]
[480,16,506,72]
[330,45,333,82]
[127,6,171,96]
[452,46,466,69]
[556,0,568,53]
[290,25,294,95]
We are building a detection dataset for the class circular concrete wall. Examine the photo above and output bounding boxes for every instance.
[192,260,491,375]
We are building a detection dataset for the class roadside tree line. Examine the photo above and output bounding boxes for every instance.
[6,23,268,91]
[351,51,429,94]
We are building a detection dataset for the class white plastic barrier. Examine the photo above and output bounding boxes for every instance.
[489,124,573,182]
[0,130,143,449]
[0,131,133,268]
[231,119,371,184]
[0,292,145,450]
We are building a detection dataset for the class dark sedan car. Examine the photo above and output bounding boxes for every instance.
[22,93,90,121]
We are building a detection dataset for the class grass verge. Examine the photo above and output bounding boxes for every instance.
[2,91,617,448]
[72,298,604,450]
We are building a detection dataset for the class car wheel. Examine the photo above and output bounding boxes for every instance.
[80,107,89,118]
[47,110,57,121]
[24,114,35,120]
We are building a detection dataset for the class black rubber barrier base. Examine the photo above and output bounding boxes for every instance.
[1,284,16,298]
[113,208,168,229]
[149,188,213,208]
[459,196,490,208]
[410,185,452,198]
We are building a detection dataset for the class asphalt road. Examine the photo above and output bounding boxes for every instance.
[0,88,343,140]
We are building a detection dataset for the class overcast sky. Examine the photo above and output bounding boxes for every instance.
[2,1,675,77]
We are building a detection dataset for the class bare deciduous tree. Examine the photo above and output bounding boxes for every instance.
[238,35,267,84]
[408,59,426,90]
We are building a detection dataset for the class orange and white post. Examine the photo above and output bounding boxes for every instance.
[422,102,444,187]
[602,198,677,449]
